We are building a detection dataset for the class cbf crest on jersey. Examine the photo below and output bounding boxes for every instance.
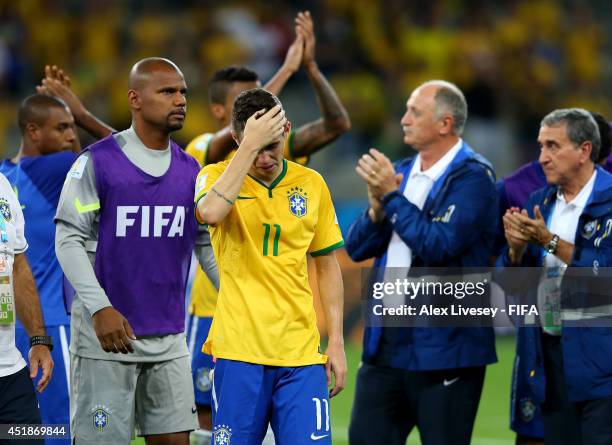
[92,404,110,431]
[0,198,11,222]
[582,219,598,240]
[287,187,308,218]
[519,398,536,422]
[213,424,232,445]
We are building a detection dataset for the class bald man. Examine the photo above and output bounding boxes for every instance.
[54,58,219,445]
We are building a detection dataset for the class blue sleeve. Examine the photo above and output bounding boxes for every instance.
[574,230,612,267]
[493,179,510,256]
[345,209,394,262]
[381,166,496,265]
[573,245,612,267]
[25,152,78,207]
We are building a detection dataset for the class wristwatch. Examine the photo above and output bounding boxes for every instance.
[544,234,560,254]
[30,335,53,351]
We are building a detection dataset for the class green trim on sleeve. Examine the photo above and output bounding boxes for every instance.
[195,192,207,205]
[286,130,310,165]
[194,188,207,204]
[310,240,345,257]
[74,198,100,214]
[202,133,214,166]
[14,243,29,255]
[194,193,207,225]
[287,130,295,159]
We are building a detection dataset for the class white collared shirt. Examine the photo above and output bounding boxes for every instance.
[538,169,596,335]
[546,169,596,268]
[385,139,463,268]
[0,173,28,377]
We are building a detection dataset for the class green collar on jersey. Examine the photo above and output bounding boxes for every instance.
[248,159,288,198]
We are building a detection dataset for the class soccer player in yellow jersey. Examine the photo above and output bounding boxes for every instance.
[196,88,346,444]
[185,12,350,441]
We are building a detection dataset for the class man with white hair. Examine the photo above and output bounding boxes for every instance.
[346,80,498,445]
[500,108,612,445]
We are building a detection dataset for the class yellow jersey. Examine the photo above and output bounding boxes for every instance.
[185,131,308,317]
[195,159,343,366]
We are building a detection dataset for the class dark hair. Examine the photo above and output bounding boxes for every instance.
[231,88,281,138]
[208,66,259,105]
[17,94,69,134]
[541,108,601,162]
[590,112,611,163]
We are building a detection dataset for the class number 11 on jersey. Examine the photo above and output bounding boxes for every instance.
[262,223,281,256]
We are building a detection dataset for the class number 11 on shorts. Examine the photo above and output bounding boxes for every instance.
[312,397,329,433]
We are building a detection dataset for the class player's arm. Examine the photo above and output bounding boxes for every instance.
[37,65,115,144]
[13,254,45,338]
[262,28,304,96]
[194,227,220,290]
[309,177,346,397]
[13,253,54,392]
[205,30,303,164]
[4,179,54,392]
[205,127,236,164]
[197,106,286,225]
[290,11,351,158]
[55,156,135,354]
[314,251,347,398]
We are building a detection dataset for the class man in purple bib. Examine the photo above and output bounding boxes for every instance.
[55,58,218,445]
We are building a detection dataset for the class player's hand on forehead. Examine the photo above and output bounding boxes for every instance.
[242,105,287,150]
[254,105,284,120]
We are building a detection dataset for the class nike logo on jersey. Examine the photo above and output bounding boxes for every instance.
[310,433,329,440]
[443,377,460,387]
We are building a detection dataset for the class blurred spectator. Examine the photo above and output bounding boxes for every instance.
[0,0,610,196]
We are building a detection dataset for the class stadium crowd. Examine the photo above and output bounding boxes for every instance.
[0,2,611,445]
[1,0,610,171]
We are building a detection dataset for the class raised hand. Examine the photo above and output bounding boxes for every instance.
[356,148,401,200]
[240,106,287,152]
[36,65,86,118]
[36,64,114,139]
[508,205,552,247]
[282,31,304,74]
[296,11,316,68]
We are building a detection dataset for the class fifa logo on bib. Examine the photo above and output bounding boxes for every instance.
[92,404,111,431]
[287,187,308,218]
[116,205,187,237]
[213,424,232,444]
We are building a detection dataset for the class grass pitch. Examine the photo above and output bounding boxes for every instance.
[133,335,516,445]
